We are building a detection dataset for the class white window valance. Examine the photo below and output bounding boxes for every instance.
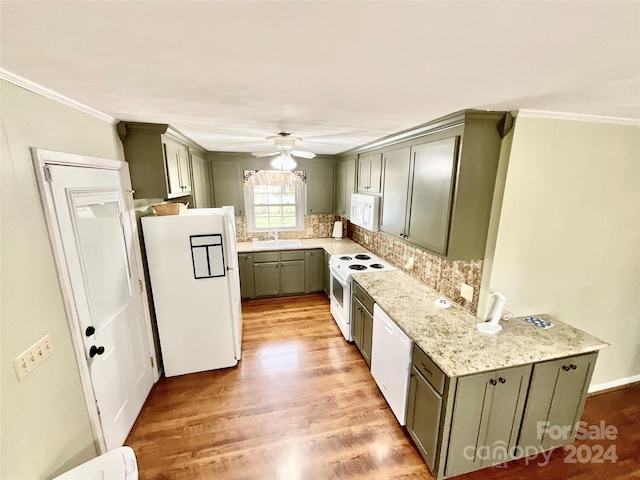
[243,170,307,186]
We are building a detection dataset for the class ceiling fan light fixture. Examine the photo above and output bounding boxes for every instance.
[271,152,297,170]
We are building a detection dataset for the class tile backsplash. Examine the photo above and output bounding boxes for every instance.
[235,214,336,242]
[346,220,482,314]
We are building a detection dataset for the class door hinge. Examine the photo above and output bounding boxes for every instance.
[96,401,101,416]
[150,356,155,369]
[138,279,144,293]
[43,165,52,182]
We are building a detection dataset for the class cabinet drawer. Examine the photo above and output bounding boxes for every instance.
[280,250,305,261]
[253,252,279,263]
[352,281,374,314]
[412,345,445,395]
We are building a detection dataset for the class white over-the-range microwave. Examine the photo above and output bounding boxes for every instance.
[350,193,380,232]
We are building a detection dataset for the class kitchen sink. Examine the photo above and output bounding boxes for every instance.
[252,239,303,250]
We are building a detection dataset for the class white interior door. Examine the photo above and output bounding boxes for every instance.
[45,162,154,450]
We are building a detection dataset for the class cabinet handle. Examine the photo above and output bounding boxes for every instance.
[570,364,577,370]
[489,379,497,386]
[420,363,433,376]
[498,377,506,384]
[562,365,570,372]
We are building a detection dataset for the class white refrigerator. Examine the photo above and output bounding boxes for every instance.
[141,207,242,377]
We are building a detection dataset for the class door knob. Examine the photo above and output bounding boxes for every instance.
[89,345,105,358]
[498,377,506,384]
[85,326,96,337]
[562,365,571,371]
[489,379,497,386]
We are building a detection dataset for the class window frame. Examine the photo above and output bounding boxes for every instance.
[244,171,306,233]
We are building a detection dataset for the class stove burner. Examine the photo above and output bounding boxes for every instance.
[349,264,367,271]
[339,256,352,261]
[370,263,385,269]
[354,254,371,260]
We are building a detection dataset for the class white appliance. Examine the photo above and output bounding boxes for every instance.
[54,447,138,480]
[350,193,380,231]
[371,304,413,425]
[141,207,242,377]
[328,252,395,341]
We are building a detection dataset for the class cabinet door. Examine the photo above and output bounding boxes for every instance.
[238,253,255,299]
[351,297,364,351]
[357,155,369,192]
[446,364,531,477]
[307,163,334,214]
[406,138,459,255]
[323,251,330,297]
[407,366,443,471]
[305,250,324,293]
[361,306,373,366]
[253,262,279,297]
[163,139,183,197]
[380,147,411,237]
[368,153,382,194]
[177,143,191,194]
[280,260,305,295]
[211,162,245,215]
[191,152,212,208]
[519,352,597,451]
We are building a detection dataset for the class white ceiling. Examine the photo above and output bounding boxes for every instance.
[1,1,639,154]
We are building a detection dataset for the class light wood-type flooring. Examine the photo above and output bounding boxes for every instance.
[126,294,640,479]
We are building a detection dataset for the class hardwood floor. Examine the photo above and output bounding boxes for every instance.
[126,294,639,479]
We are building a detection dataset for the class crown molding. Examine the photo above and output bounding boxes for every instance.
[516,109,640,126]
[0,68,116,124]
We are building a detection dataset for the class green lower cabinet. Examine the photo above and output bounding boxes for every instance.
[243,249,328,299]
[445,364,532,477]
[253,262,279,297]
[323,251,330,297]
[304,249,324,293]
[280,260,305,295]
[518,352,597,452]
[238,253,254,299]
[350,282,374,366]
[406,366,443,472]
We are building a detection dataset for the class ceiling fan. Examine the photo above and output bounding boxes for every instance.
[251,132,316,170]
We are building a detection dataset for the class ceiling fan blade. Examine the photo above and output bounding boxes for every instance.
[251,151,279,158]
[291,150,316,159]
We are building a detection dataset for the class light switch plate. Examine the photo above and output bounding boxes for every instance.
[13,334,54,382]
[460,283,474,302]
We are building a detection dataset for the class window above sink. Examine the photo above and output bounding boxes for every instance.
[243,170,306,232]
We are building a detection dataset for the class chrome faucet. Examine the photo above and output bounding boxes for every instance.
[269,231,279,241]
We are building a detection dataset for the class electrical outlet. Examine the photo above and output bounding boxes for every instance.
[460,283,474,302]
[13,334,54,382]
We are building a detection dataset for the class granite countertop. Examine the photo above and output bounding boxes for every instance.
[352,270,609,378]
[236,237,370,256]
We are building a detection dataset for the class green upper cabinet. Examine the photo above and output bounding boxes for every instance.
[211,162,245,215]
[190,150,213,208]
[335,157,356,218]
[380,146,411,236]
[357,152,382,194]
[117,122,199,200]
[380,138,458,255]
[377,111,506,260]
[307,163,335,214]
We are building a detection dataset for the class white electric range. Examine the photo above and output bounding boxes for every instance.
[328,252,395,341]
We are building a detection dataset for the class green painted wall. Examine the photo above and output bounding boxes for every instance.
[1,80,124,479]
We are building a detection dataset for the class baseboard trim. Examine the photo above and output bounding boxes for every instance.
[588,374,640,394]
[0,68,116,124]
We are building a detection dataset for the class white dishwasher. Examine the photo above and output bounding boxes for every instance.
[371,304,413,425]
